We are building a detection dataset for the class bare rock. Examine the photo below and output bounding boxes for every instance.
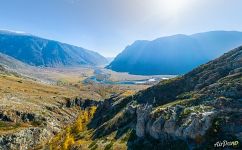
[147,116,165,139]
[136,104,152,138]
[182,111,215,139]
[0,127,52,150]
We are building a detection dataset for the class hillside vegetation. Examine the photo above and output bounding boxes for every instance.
[60,46,242,149]
[0,60,147,149]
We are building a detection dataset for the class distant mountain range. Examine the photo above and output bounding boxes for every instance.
[107,31,242,75]
[0,30,107,67]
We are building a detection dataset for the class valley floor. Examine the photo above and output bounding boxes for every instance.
[0,65,173,149]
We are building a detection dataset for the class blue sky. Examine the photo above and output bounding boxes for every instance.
[0,0,242,57]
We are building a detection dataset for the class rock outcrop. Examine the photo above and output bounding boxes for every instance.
[136,104,152,138]
[135,105,216,142]
[0,98,100,149]
[0,127,51,150]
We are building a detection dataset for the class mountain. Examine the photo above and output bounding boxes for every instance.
[0,52,32,71]
[69,46,241,149]
[0,30,107,67]
[0,52,56,82]
[107,31,242,75]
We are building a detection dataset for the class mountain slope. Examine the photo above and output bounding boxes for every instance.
[0,66,85,149]
[0,30,107,67]
[0,52,57,82]
[107,31,242,75]
[81,46,242,149]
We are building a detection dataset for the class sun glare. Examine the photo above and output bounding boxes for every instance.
[160,0,189,16]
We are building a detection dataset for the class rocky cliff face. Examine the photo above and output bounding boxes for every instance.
[136,104,152,138]
[135,104,216,140]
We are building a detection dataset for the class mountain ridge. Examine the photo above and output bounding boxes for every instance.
[0,31,108,67]
[107,31,242,75]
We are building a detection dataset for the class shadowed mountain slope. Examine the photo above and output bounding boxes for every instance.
[0,30,107,67]
[107,31,242,75]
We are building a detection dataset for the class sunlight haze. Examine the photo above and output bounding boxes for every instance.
[0,0,242,57]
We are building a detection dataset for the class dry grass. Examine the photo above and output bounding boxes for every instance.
[39,67,94,83]
[0,74,79,112]
[0,121,31,132]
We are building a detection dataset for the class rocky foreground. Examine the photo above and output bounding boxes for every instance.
[0,98,99,150]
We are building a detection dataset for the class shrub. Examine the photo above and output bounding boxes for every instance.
[88,141,97,148]
[62,126,75,150]
[104,142,113,150]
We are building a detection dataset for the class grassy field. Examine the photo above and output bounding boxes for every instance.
[0,74,79,110]
[34,67,150,100]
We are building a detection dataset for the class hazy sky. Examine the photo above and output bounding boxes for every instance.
[0,0,242,57]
